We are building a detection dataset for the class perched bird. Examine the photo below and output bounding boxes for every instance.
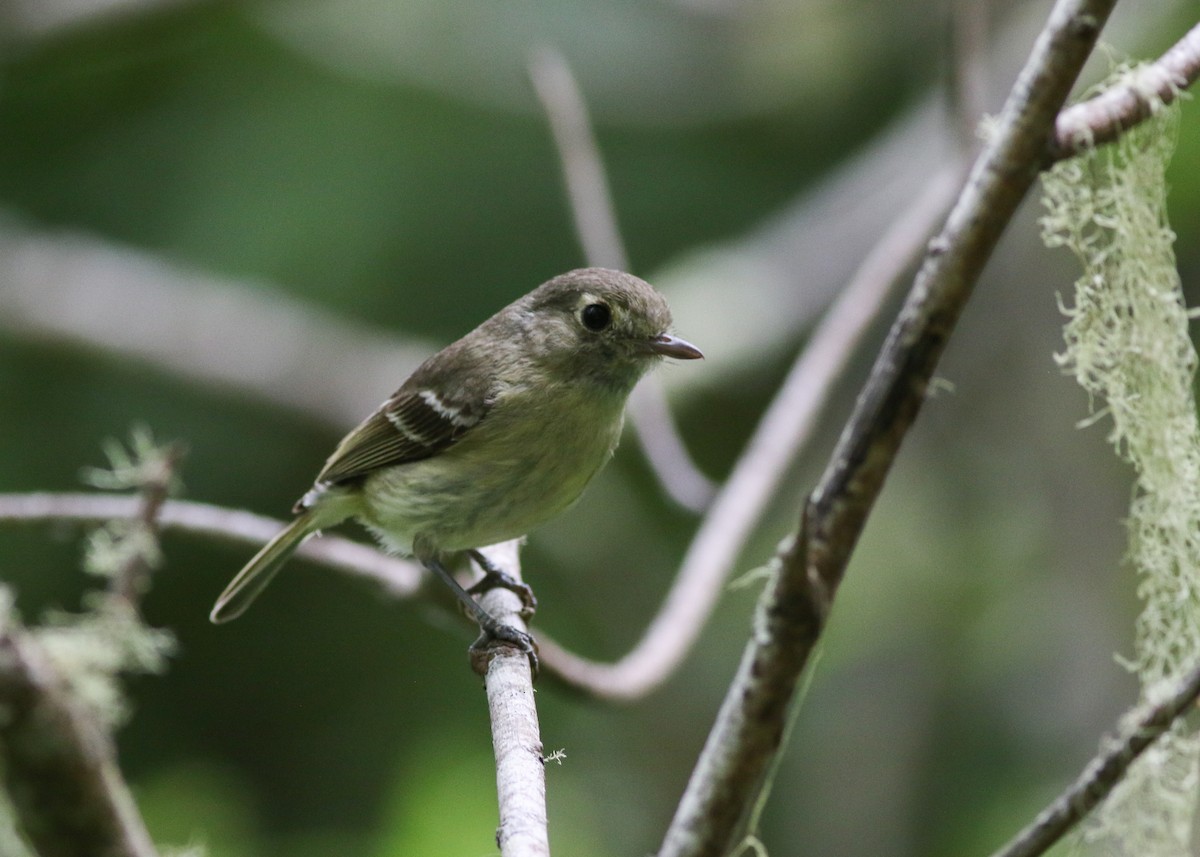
[209,267,702,661]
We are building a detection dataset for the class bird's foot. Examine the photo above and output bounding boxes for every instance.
[469,619,539,678]
[467,549,538,618]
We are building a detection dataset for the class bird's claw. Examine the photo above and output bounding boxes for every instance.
[467,551,538,618]
[469,622,539,678]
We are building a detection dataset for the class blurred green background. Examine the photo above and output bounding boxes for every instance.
[1,1,1198,855]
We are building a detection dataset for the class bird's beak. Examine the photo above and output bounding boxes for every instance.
[648,333,703,360]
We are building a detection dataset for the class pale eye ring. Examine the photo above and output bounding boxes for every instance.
[580,302,612,332]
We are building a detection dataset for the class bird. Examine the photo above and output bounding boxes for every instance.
[209,267,703,664]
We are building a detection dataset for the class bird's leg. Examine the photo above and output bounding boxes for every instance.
[465,548,538,618]
[422,556,539,676]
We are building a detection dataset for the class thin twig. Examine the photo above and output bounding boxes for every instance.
[988,661,1200,857]
[1052,20,1200,158]
[657,2,1117,854]
[628,379,716,512]
[528,46,716,512]
[528,46,628,273]
[0,493,423,597]
[473,542,549,857]
[539,165,961,700]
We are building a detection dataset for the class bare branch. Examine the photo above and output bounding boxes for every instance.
[473,542,549,857]
[528,45,628,272]
[0,493,423,598]
[988,660,1200,857]
[656,1,1117,854]
[1053,20,1200,158]
[5,0,196,40]
[627,379,716,512]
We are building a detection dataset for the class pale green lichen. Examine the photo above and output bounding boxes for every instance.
[32,429,180,729]
[80,424,181,494]
[1040,64,1197,854]
[35,597,175,731]
[79,426,180,589]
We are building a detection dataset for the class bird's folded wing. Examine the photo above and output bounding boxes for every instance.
[315,388,487,485]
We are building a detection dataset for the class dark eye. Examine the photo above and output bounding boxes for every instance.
[580,302,612,332]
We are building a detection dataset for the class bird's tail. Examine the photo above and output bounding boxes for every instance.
[209,512,318,623]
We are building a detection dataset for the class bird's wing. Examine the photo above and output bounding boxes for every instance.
[315,385,489,486]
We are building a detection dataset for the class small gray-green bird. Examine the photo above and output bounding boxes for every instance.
[209,267,702,659]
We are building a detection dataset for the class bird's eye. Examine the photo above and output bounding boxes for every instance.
[580,302,612,332]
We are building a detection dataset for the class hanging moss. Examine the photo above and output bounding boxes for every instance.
[1040,63,1196,854]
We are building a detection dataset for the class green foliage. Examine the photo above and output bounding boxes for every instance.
[1040,65,1196,854]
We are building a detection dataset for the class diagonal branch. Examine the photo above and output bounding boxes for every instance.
[528,46,628,274]
[656,1,1119,854]
[0,219,434,427]
[987,659,1200,857]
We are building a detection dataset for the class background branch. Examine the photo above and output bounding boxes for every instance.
[0,217,434,426]
[528,46,628,274]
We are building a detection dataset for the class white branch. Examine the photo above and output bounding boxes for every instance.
[0,493,423,598]
[474,542,549,857]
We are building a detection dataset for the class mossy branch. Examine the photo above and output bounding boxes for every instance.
[0,433,182,857]
[0,603,161,857]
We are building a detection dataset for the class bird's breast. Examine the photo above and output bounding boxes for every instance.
[359,382,628,554]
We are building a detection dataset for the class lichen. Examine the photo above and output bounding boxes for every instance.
[1040,63,1196,854]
